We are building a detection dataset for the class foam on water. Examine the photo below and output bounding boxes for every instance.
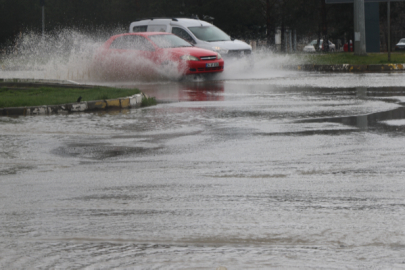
[380,119,405,126]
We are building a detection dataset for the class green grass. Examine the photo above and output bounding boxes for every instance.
[298,52,405,65]
[141,96,157,107]
[0,86,141,108]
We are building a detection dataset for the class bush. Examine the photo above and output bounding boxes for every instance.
[141,96,157,107]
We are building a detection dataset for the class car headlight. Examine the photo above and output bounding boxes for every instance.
[180,55,200,61]
[212,46,221,51]
[212,46,228,54]
[217,53,222,60]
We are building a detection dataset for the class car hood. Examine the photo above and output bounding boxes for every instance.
[396,41,405,45]
[207,40,252,51]
[165,47,219,57]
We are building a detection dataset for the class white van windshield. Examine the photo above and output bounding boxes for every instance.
[188,26,231,42]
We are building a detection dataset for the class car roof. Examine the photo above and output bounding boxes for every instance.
[172,18,212,27]
[131,18,212,27]
[112,32,172,38]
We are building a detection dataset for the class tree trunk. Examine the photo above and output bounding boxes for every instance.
[266,0,273,47]
[320,0,328,52]
[280,2,285,52]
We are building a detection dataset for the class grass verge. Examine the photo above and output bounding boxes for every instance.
[141,97,157,107]
[0,86,141,108]
[298,52,405,65]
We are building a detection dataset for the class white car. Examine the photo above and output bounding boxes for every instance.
[303,39,335,52]
[129,18,252,59]
[395,38,405,51]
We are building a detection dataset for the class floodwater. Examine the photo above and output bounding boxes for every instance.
[3,51,405,268]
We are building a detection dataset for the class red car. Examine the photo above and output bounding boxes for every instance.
[93,32,224,79]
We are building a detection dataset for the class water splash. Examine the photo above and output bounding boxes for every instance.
[0,29,188,82]
[219,49,303,81]
[0,29,302,83]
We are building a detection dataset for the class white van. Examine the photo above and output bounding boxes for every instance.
[129,18,252,59]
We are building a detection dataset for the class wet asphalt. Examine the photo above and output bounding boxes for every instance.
[2,71,405,269]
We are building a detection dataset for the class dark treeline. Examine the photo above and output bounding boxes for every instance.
[1,0,404,50]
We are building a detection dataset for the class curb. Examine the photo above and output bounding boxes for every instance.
[292,64,405,72]
[0,79,147,117]
[0,94,144,117]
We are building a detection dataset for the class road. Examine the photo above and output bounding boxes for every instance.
[1,69,405,269]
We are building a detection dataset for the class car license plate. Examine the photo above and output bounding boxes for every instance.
[206,62,219,68]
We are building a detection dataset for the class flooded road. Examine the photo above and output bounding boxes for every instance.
[2,71,405,269]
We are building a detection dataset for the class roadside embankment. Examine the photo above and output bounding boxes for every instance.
[291,52,405,72]
[285,63,405,72]
[0,79,153,117]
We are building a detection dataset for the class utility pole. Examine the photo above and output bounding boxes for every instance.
[326,0,404,60]
[40,0,45,37]
[353,0,367,55]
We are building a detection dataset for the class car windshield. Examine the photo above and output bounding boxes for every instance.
[188,26,231,42]
[148,34,192,48]
[400,38,405,43]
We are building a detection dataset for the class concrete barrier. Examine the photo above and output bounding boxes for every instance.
[120,98,131,108]
[368,64,405,71]
[47,105,69,114]
[28,106,48,115]
[0,80,148,117]
[87,100,107,110]
[349,65,368,72]
[2,107,27,116]
[129,96,138,107]
[129,94,143,107]
[105,99,121,108]
[70,102,88,112]
[135,94,143,104]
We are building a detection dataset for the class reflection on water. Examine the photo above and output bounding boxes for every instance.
[133,83,405,134]
[299,87,405,132]
[115,80,225,102]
